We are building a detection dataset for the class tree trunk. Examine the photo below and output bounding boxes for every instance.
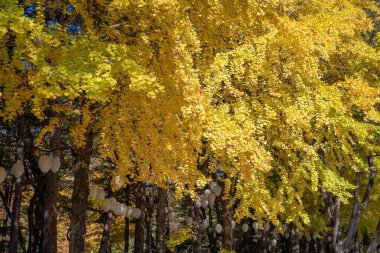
[9,118,25,253]
[134,182,146,253]
[99,211,113,253]
[366,218,380,253]
[192,203,202,253]
[145,191,153,253]
[156,187,167,253]
[291,234,300,253]
[27,193,37,253]
[42,127,60,253]
[221,199,233,251]
[124,186,130,253]
[261,230,270,253]
[69,129,93,253]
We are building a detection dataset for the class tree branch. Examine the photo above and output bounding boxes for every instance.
[367,218,380,253]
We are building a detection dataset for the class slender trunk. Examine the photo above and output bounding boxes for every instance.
[291,234,300,253]
[134,182,146,253]
[366,218,380,253]
[99,212,113,253]
[27,194,37,253]
[192,203,202,253]
[221,199,233,251]
[124,186,130,253]
[69,129,93,253]
[9,118,25,253]
[42,127,60,253]
[261,230,270,253]
[156,187,167,253]
[145,192,153,253]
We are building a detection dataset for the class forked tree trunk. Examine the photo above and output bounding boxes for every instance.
[99,211,113,253]
[134,182,146,253]
[156,187,167,253]
[42,127,60,253]
[69,129,93,253]
[9,117,25,253]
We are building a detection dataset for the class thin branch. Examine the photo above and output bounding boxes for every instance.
[287,0,311,17]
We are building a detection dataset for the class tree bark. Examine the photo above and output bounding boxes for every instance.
[9,117,25,253]
[367,218,380,253]
[99,211,113,253]
[134,182,146,253]
[124,185,130,253]
[290,233,300,253]
[145,191,153,253]
[69,129,93,253]
[192,203,202,253]
[221,199,233,251]
[156,187,167,253]
[42,127,60,253]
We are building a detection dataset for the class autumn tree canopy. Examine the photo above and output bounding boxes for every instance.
[0,0,379,252]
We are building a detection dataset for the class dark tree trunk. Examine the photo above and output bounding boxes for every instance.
[9,117,25,253]
[42,127,60,253]
[367,218,380,253]
[221,199,233,251]
[134,182,146,253]
[69,129,93,253]
[261,230,270,253]
[291,234,300,253]
[156,187,167,253]
[27,193,37,253]
[124,185,130,253]
[99,212,113,253]
[192,203,202,253]
[145,191,153,253]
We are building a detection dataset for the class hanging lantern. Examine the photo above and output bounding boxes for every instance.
[282,223,287,232]
[212,185,222,196]
[115,176,123,189]
[113,202,123,216]
[51,156,61,173]
[215,224,222,234]
[327,236,332,242]
[38,155,52,174]
[207,193,216,207]
[252,221,259,231]
[0,167,6,184]
[89,185,97,198]
[204,189,211,197]
[284,232,290,239]
[125,206,133,217]
[210,181,217,190]
[12,162,24,179]
[186,217,193,225]
[271,239,277,247]
[242,224,249,233]
[195,201,202,208]
[201,199,208,208]
[312,234,317,240]
[96,188,106,200]
[202,219,209,229]
[231,220,236,229]
[264,223,270,232]
[120,204,127,216]
[102,199,112,212]
[168,212,175,222]
[132,208,142,219]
